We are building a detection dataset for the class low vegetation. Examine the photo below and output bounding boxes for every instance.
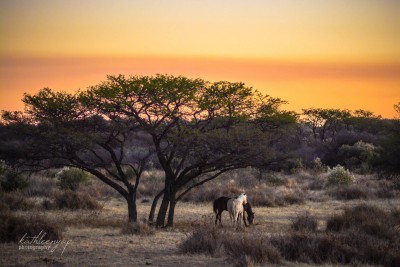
[0,211,63,243]
[180,204,400,267]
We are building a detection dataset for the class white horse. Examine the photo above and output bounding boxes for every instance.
[227,193,247,227]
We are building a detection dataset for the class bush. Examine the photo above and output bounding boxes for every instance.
[0,171,29,192]
[179,223,281,265]
[0,212,63,243]
[310,157,327,174]
[0,192,36,211]
[339,141,378,173]
[179,223,222,255]
[291,213,318,232]
[53,191,101,210]
[56,167,89,191]
[264,173,286,187]
[327,165,354,186]
[223,234,282,265]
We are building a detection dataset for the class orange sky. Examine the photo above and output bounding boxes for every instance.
[1,0,400,117]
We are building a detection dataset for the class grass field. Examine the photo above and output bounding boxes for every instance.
[1,169,399,266]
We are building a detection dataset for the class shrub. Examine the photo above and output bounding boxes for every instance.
[328,185,371,200]
[291,213,318,232]
[283,191,305,205]
[53,191,101,210]
[223,234,282,265]
[339,141,378,173]
[0,212,63,243]
[56,167,89,191]
[327,165,354,186]
[310,157,327,174]
[179,223,222,255]
[326,204,390,237]
[265,173,286,187]
[271,232,356,264]
[0,192,36,211]
[0,171,29,192]
[121,222,155,236]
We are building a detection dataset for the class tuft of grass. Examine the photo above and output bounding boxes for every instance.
[121,221,155,236]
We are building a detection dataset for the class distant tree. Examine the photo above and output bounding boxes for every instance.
[302,108,351,142]
[395,102,400,119]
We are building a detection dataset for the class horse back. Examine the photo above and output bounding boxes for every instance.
[213,196,230,213]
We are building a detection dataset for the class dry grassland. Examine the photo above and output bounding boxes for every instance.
[2,196,399,267]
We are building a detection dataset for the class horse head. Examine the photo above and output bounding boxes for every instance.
[247,211,255,225]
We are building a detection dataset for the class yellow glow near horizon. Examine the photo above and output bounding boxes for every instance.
[1,1,400,117]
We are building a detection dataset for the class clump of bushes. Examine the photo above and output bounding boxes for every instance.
[0,212,63,242]
[272,205,400,266]
[179,224,281,265]
[56,167,90,191]
[327,165,354,186]
[53,191,101,210]
[339,141,378,173]
[328,185,371,200]
[181,205,400,267]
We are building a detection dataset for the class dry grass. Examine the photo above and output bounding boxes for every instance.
[1,168,400,266]
[121,221,155,236]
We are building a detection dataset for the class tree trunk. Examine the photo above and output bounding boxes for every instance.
[166,193,176,227]
[155,193,170,227]
[127,192,137,223]
[148,190,164,224]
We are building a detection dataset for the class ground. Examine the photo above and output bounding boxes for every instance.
[1,196,398,267]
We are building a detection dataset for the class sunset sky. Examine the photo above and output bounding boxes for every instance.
[1,0,399,117]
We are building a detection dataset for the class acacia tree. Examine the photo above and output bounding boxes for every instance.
[0,89,153,223]
[302,108,351,142]
[1,75,296,227]
[82,74,296,227]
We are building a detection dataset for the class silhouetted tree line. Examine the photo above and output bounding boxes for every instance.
[0,74,399,226]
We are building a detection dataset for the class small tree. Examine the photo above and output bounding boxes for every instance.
[327,165,354,186]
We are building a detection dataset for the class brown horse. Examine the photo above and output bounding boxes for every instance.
[213,196,255,226]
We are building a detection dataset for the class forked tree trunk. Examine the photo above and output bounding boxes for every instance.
[148,190,164,224]
[155,193,170,227]
[166,193,177,227]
